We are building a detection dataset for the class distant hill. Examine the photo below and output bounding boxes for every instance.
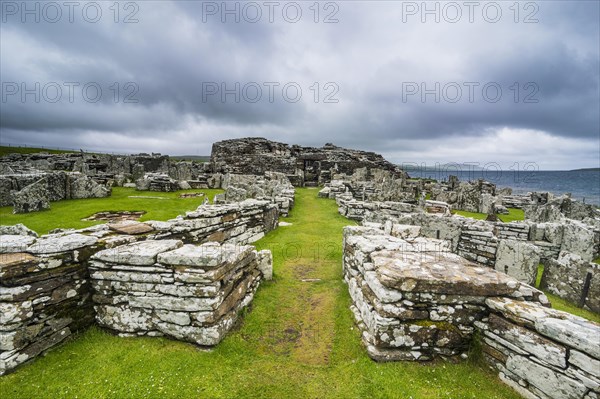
[569,168,600,172]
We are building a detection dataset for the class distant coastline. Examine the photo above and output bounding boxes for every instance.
[570,167,600,172]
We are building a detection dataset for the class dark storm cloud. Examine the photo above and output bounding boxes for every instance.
[0,0,598,168]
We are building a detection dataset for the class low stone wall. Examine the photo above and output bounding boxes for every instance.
[0,199,278,375]
[457,224,498,268]
[89,240,271,346]
[343,226,599,398]
[479,297,600,399]
[352,209,598,302]
[495,222,530,240]
[154,199,279,244]
[541,252,599,313]
[0,172,111,213]
[215,172,295,217]
[0,234,100,375]
[337,198,418,221]
[343,226,546,362]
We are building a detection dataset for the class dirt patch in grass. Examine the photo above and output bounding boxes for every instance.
[291,290,336,366]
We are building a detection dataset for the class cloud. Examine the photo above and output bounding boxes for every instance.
[1,0,598,169]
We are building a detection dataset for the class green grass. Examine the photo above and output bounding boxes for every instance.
[0,187,223,235]
[497,208,525,223]
[535,264,600,323]
[452,208,524,223]
[0,146,75,156]
[452,210,487,220]
[0,188,522,399]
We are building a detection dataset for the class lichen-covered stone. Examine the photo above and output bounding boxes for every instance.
[27,234,97,254]
[91,240,182,265]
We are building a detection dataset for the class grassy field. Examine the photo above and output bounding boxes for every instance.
[0,187,223,235]
[0,146,75,157]
[453,208,524,223]
[0,188,524,399]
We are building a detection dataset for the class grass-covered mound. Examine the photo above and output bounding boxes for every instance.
[0,189,523,399]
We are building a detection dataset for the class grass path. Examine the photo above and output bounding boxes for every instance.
[0,189,522,398]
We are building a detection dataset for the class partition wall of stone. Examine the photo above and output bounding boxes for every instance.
[337,198,600,313]
[0,199,277,375]
[343,225,600,399]
[91,240,271,346]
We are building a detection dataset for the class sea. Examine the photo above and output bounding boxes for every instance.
[406,168,600,206]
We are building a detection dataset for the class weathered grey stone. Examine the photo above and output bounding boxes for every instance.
[495,239,540,285]
[487,314,567,368]
[92,240,182,265]
[95,305,153,332]
[390,224,421,239]
[256,249,273,280]
[0,235,36,254]
[487,297,600,359]
[542,251,598,311]
[569,350,600,377]
[506,354,587,399]
[0,224,38,237]
[561,220,595,261]
[27,233,97,254]
[108,221,154,235]
[374,251,519,296]
[157,243,253,268]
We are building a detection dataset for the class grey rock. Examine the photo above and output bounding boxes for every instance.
[92,240,182,265]
[27,233,97,254]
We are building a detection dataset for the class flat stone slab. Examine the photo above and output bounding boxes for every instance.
[373,250,519,296]
[158,243,253,268]
[26,233,98,254]
[108,221,154,235]
[487,297,600,359]
[92,240,183,265]
[0,235,36,253]
[0,252,38,267]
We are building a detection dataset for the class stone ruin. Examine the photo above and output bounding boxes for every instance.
[343,225,600,399]
[336,196,599,309]
[91,240,271,346]
[210,137,407,187]
[0,198,277,375]
[0,171,111,213]
[1,139,599,399]
[214,172,296,216]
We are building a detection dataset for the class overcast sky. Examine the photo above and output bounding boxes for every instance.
[1,1,599,170]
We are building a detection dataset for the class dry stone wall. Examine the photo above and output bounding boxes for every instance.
[336,198,418,222]
[343,225,599,399]
[541,252,599,313]
[343,226,548,362]
[0,233,100,375]
[211,137,406,187]
[0,200,277,375]
[0,172,111,212]
[479,297,600,399]
[90,240,270,346]
[346,205,598,301]
[214,172,295,216]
